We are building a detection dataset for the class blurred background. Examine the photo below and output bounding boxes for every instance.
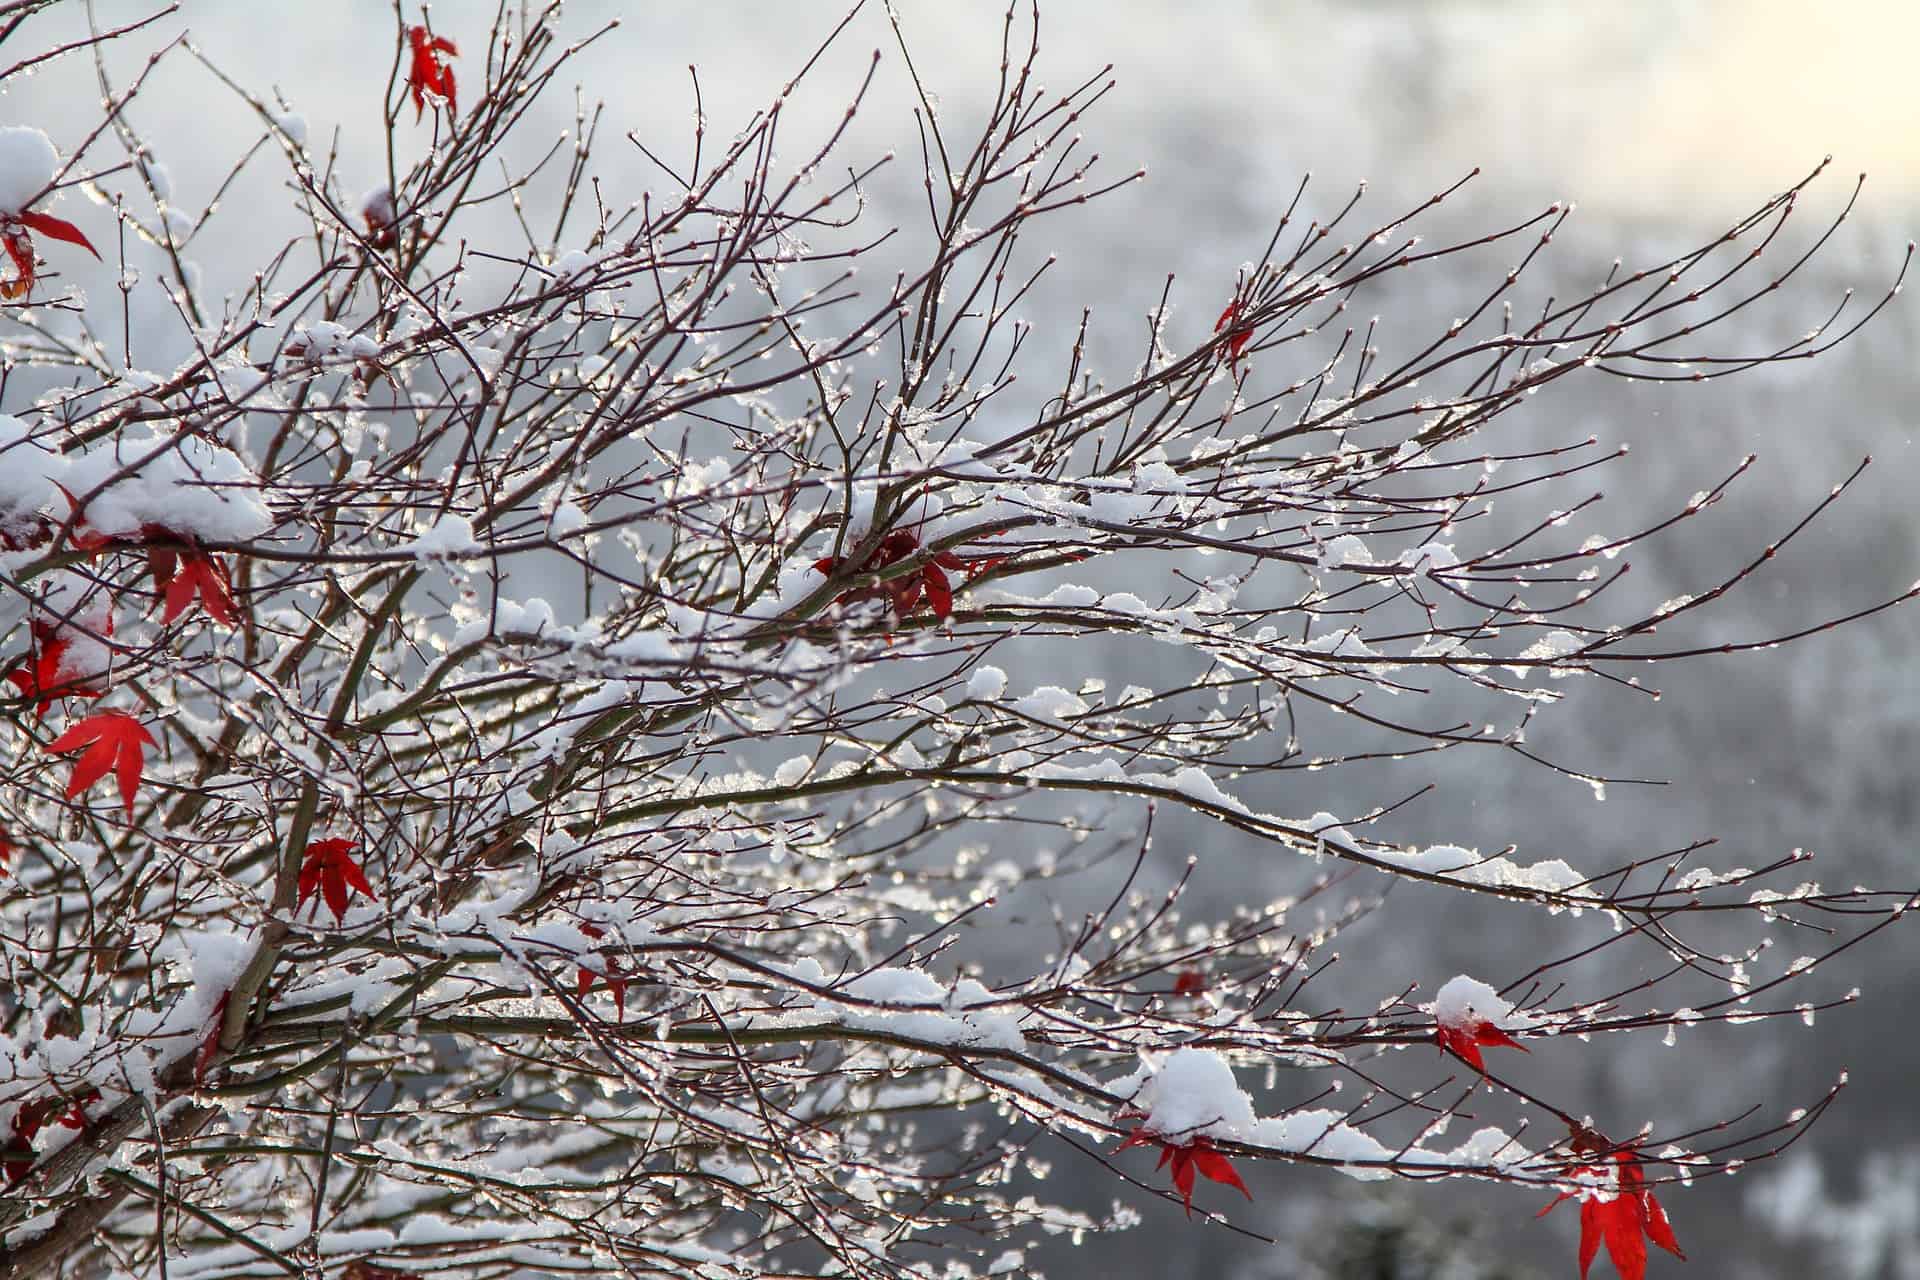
[8,2,1919,1275]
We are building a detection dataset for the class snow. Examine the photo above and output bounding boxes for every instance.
[1429,974,1537,1032]
[845,966,946,1004]
[820,967,1028,1050]
[137,156,172,201]
[1119,1048,1534,1182]
[1010,685,1087,720]
[62,427,272,542]
[407,514,482,558]
[0,414,67,531]
[359,185,395,228]
[1509,628,1583,677]
[1377,843,1478,874]
[267,110,308,146]
[1126,1047,1257,1139]
[1317,534,1372,570]
[1396,541,1459,573]
[965,664,1007,701]
[0,126,58,214]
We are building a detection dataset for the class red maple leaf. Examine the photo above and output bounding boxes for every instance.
[1539,1151,1685,1280]
[149,544,237,626]
[2,208,99,301]
[406,25,459,121]
[2,1086,101,1184]
[297,837,377,921]
[813,529,989,623]
[47,711,154,819]
[1117,1126,1252,1218]
[1214,300,1255,373]
[49,482,116,555]
[6,621,107,718]
[575,922,629,1019]
[1435,1017,1530,1073]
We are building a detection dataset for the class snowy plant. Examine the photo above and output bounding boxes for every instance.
[0,5,1912,1279]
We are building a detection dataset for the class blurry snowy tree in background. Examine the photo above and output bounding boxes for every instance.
[0,3,1913,1277]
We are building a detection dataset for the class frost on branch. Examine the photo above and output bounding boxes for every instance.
[0,4,1910,1278]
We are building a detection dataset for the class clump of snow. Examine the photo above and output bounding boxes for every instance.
[267,110,308,146]
[62,427,272,543]
[1297,811,1352,850]
[831,967,1027,1050]
[1377,844,1478,874]
[1316,534,1372,571]
[407,514,482,559]
[1508,629,1583,677]
[551,249,594,281]
[287,320,379,364]
[1396,541,1459,573]
[1038,583,1101,608]
[1429,975,1536,1032]
[845,967,946,1005]
[0,415,67,532]
[1370,842,1584,897]
[1126,1047,1257,1139]
[965,664,1007,701]
[0,126,58,214]
[136,155,172,201]
[1011,685,1088,721]
[359,185,395,229]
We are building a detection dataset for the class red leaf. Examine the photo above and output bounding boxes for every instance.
[158,549,237,626]
[297,837,377,922]
[196,991,231,1085]
[1214,299,1255,371]
[1117,1126,1253,1218]
[1540,1152,1684,1280]
[407,25,460,120]
[1189,1145,1252,1200]
[16,210,100,259]
[1,228,34,300]
[47,711,154,819]
[7,629,106,718]
[575,922,628,1019]
[49,482,113,554]
[923,563,952,620]
[1435,1017,1527,1073]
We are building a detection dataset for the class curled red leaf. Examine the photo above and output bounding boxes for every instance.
[1214,300,1255,373]
[6,622,107,718]
[1117,1125,1253,1217]
[1435,1017,1530,1073]
[811,526,998,624]
[297,837,377,922]
[407,25,460,121]
[576,922,629,1020]
[150,544,238,626]
[2,208,98,300]
[196,991,231,1085]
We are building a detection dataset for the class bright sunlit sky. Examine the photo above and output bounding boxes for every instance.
[12,2,1912,232]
